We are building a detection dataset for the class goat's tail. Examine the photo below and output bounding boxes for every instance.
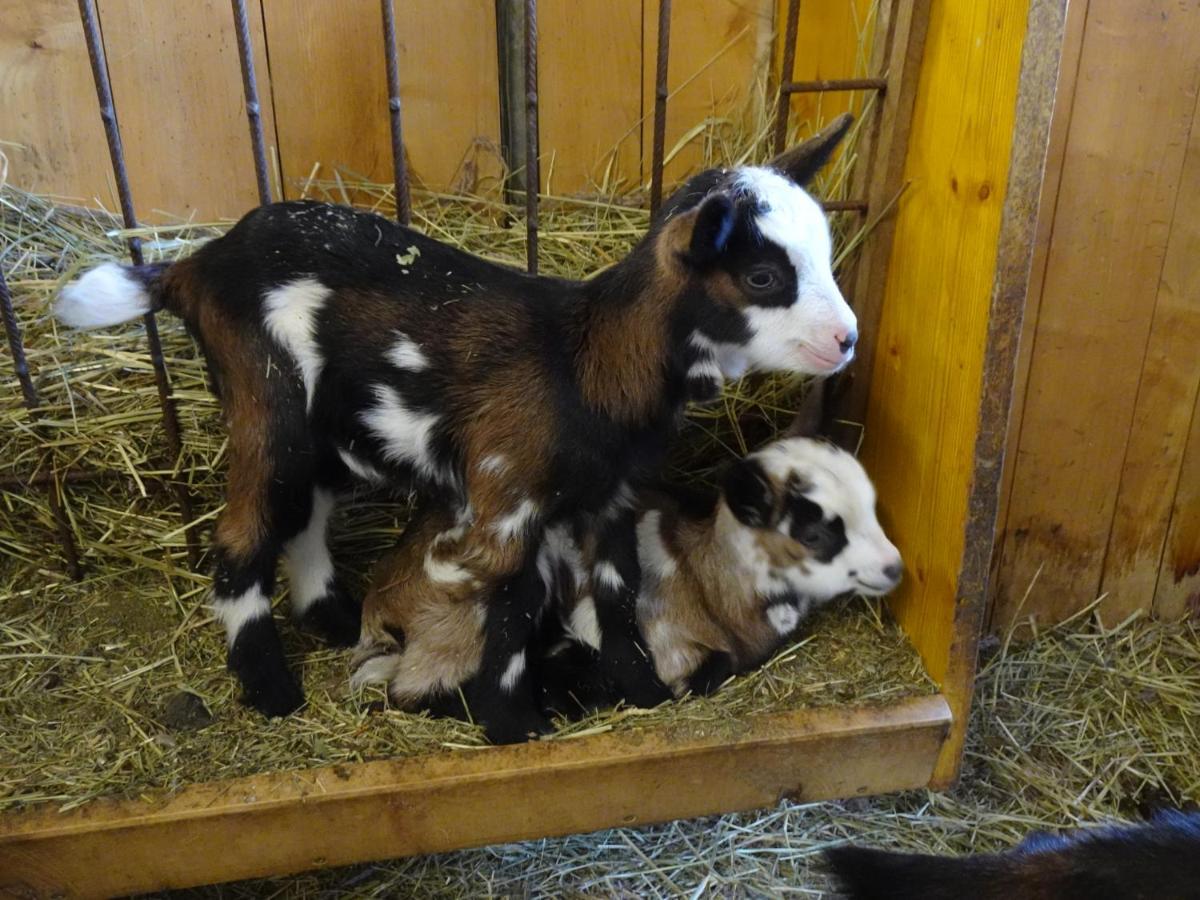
[821,846,1015,900]
[56,261,174,329]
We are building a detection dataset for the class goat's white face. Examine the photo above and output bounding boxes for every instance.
[729,168,857,377]
[723,437,902,603]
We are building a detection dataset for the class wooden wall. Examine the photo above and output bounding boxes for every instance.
[990,0,1200,628]
[1,0,877,220]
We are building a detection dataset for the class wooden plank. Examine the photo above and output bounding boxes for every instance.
[0,0,113,205]
[94,0,274,222]
[0,696,950,898]
[988,0,1091,630]
[991,0,1200,628]
[642,0,767,190]
[1099,89,1200,619]
[1155,391,1200,619]
[538,0,642,194]
[263,0,501,199]
[859,0,1030,691]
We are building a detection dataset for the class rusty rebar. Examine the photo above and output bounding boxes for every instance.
[0,265,83,579]
[773,0,802,154]
[524,0,540,274]
[649,0,672,216]
[77,0,200,569]
[231,0,273,206]
[381,0,413,225]
[782,77,888,94]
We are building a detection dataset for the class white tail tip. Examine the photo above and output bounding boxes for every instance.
[56,262,152,329]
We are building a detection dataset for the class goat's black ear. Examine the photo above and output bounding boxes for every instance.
[687,193,737,266]
[722,457,775,527]
[768,112,854,186]
[786,382,827,439]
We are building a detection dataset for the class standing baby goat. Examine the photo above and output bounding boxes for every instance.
[56,115,857,724]
[353,428,902,736]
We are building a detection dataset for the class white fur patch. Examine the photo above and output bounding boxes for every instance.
[690,331,749,380]
[338,448,387,483]
[636,510,677,579]
[424,548,474,585]
[490,499,540,543]
[262,277,331,409]
[767,603,801,635]
[599,482,636,522]
[499,650,527,693]
[386,332,430,371]
[477,454,509,475]
[567,597,602,650]
[212,586,271,646]
[686,358,724,383]
[284,488,336,614]
[594,560,625,592]
[56,262,152,329]
[360,384,442,480]
[349,651,401,689]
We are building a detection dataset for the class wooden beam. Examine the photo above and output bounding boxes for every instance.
[0,695,950,898]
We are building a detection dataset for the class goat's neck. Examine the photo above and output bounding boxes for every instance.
[572,252,685,424]
[675,505,763,633]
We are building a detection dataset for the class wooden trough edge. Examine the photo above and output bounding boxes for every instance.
[0,693,951,898]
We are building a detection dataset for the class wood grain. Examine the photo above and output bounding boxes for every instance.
[860,0,1030,689]
[94,0,274,222]
[1155,390,1200,619]
[0,0,113,206]
[0,696,950,898]
[992,0,1200,627]
[263,0,501,199]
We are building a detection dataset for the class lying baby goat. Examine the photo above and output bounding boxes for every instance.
[353,430,902,738]
[57,115,857,725]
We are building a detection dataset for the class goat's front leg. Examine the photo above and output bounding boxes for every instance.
[283,484,361,646]
[591,511,673,707]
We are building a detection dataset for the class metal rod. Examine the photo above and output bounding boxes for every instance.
[0,265,83,579]
[231,0,273,206]
[782,77,888,94]
[773,0,802,154]
[649,0,672,216]
[0,469,112,491]
[523,0,540,274]
[381,0,412,224]
[77,0,200,569]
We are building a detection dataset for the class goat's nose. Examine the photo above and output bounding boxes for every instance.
[837,330,858,354]
[883,561,903,583]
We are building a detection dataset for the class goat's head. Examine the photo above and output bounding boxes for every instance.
[719,431,902,603]
[655,114,857,377]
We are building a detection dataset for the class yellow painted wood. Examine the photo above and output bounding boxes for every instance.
[0,0,114,206]
[1155,390,1200,619]
[862,0,1030,688]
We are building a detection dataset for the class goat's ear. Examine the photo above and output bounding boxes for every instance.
[786,382,827,439]
[686,193,737,267]
[722,457,775,527]
[768,112,854,186]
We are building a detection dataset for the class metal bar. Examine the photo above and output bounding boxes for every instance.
[773,0,802,154]
[523,0,540,274]
[0,469,112,491]
[77,0,200,569]
[649,0,672,216]
[782,77,888,94]
[381,0,412,224]
[231,0,273,206]
[822,199,869,212]
[0,266,83,579]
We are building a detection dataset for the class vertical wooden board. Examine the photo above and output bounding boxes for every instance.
[991,0,1200,627]
[0,0,113,205]
[265,1,500,198]
[96,0,274,222]
[988,0,1089,629]
[1155,393,1200,618]
[642,0,767,189]
[538,0,642,195]
[777,0,877,134]
[1100,91,1200,619]
[861,0,1029,684]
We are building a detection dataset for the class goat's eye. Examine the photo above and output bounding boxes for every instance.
[744,269,778,291]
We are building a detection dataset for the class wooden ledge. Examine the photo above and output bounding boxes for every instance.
[0,693,951,898]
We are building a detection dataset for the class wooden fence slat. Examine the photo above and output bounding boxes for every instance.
[96,0,275,222]
[1155,389,1200,618]
[991,0,1200,627]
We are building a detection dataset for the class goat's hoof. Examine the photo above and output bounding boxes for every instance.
[300,590,362,647]
[242,675,306,718]
[483,708,554,745]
